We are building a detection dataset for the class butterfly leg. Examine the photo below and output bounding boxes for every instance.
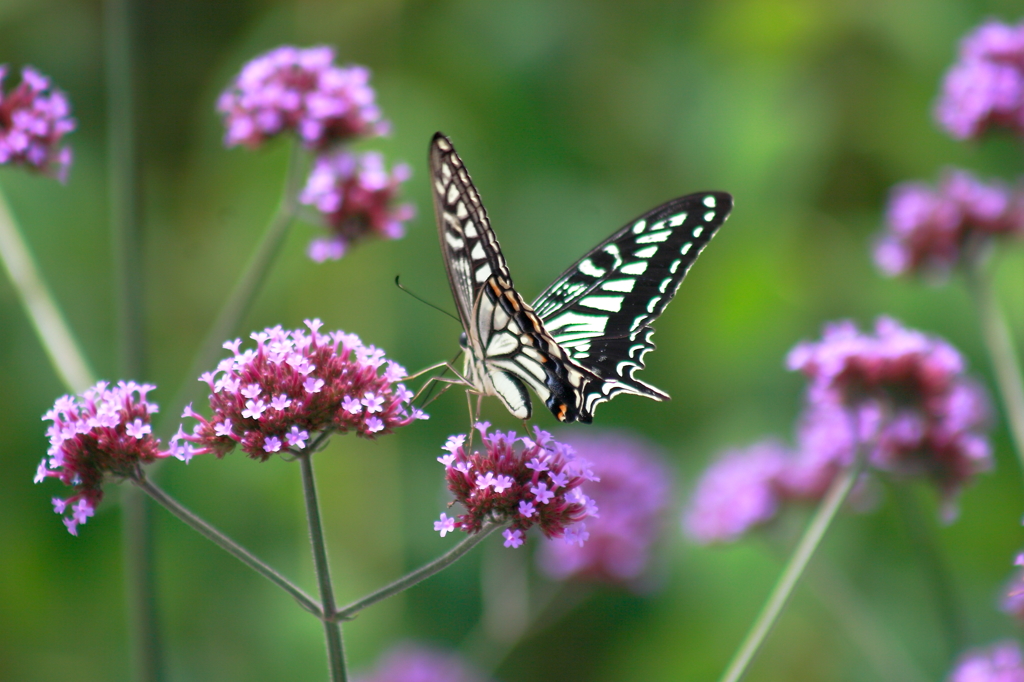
[464,391,485,451]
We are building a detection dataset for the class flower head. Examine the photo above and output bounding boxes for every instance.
[936,19,1024,140]
[537,432,673,585]
[874,169,1024,277]
[300,150,414,261]
[788,317,992,515]
[684,440,789,545]
[176,320,422,461]
[354,642,494,682]
[37,381,166,534]
[0,66,75,181]
[947,641,1024,682]
[437,424,598,545]
[217,45,387,150]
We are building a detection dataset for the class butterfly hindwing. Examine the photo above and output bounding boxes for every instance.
[532,192,733,420]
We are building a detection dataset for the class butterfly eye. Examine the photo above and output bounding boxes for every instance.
[458,332,469,350]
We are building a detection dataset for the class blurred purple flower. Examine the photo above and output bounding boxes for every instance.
[874,169,1024,277]
[175,319,423,462]
[0,66,75,181]
[355,642,495,682]
[936,19,1024,140]
[788,317,992,516]
[684,440,789,544]
[217,45,387,150]
[1001,553,1024,622]
[948,641,1024,682]
[536,432,673,585]
[438,424,598,546]
[300,150,414,261]
[37,381,167,535]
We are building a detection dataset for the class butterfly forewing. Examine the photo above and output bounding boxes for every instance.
[430,133,594,421]
[533,192,733,419]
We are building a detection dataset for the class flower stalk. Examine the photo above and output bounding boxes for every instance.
[965,254,1024,473]
[718,455,863,682]
[298,452,347,681]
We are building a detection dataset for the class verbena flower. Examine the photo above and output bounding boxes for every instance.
[874,169,1024,277]
[788,317,992,517]
[300,150,414,261]
[536,432,672,584]
[436,424,599,547]
[684,440,789,544]
[354,642,495,682]
[217,45,387,150]
[0,65,75,181]
[936,19,1024,140]
[174,319,424,462]
[948,641,1024,682]
[37,381,166,535]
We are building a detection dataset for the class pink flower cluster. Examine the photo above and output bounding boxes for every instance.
[0,66,75,181]
[354,642,495,682]
[537,432,673,586]
[36,381,166,535]
[217,45,387,150]
[875,169,1024,277]
[947,641,1024,682]
[686,318,991,543]
[936,19,1024,140]
[173,319,424,462]
[435,424,599,549]
[300,150,414,262]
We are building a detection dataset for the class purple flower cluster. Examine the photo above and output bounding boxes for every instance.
[354,642,495,682]
[435,424,599,548]
[217,45,387,150]
[936,19,1024,140]
[300,150,415,261]
[36,381,166,535]
[0,66,75,181]
[947,641,1024,682]
[173,319,425,462]
[537,432,672,584]
[686,318,991,543]
[875,169,1024,277]
[789,317,991,511]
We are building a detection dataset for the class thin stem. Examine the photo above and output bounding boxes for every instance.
[162,143,305,438]
[134,474,322,618]
[104,1,155,679]
[0,183,95,392]
[298,453,347,682]
[335,520,505,622]
[965,256,1024,472]
[717,457,863,682]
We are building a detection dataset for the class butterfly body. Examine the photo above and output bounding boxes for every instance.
[430,132,732,423]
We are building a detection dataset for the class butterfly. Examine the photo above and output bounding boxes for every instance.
[430,132,732,423]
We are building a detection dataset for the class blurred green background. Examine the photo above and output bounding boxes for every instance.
[3,0,1024,680]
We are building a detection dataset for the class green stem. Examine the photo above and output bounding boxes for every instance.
[298,453,347,681]
[162,143,304,438]
[717,457,863,682]
[965,255,1024,473]
[0,182,95,392]
[334,520,505,622]
[134,474,323,618]
[104,1,156,679]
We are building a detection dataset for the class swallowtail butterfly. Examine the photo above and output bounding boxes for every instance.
[430,132,732,423]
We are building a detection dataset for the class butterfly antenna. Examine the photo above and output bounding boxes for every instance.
[395,276,460,322]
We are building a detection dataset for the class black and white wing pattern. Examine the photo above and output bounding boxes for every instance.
[532,191,733,420]
[430,131,732,423]
[429,132,597,422]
